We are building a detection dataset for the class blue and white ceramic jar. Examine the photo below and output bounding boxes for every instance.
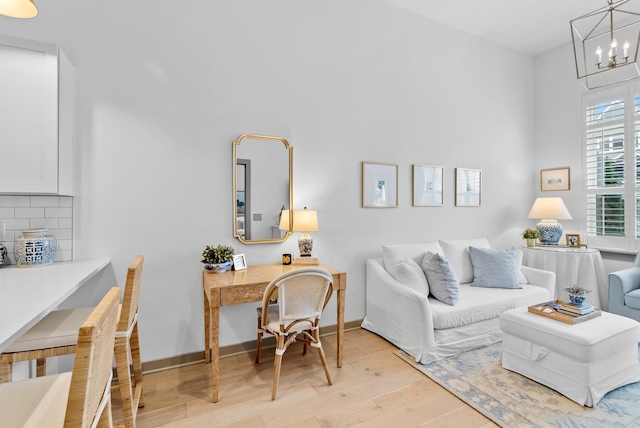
[14,229,57,268]
[0,242,7,266]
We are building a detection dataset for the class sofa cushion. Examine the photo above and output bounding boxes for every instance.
[515,250,528,284]
[439,238,490,283]
[429,283,550,329]
[382,241,443,279]
[421,251,459,305]
[625,289,640,310]
[395,258,429,296]
[469,246,521,289]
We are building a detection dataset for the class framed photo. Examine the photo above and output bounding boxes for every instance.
[566,234,581,247]
[541,167,570,191]
[232,254,247,271]
[413,165,444,206]
[455,168,481,207]
[362,162,398,208]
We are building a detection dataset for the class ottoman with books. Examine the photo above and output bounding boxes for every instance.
[499,306,640,406]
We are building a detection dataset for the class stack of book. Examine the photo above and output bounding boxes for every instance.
[558,301,596,317]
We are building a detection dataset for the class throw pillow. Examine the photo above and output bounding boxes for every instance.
[439,238,490,284]
[421,251,459,305]
[515,249,528,284]
[382,241,444,279]
[395,258,430,296]
[468,246,522,289]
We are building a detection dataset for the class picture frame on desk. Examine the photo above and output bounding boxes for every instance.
[566,234,581,247]
[232,254,247,271]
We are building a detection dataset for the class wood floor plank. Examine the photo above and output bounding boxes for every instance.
[120,329,497,428]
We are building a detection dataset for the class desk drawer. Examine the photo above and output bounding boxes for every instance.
[220,284,265,306]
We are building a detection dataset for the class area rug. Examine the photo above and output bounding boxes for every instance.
[395,343,640,427]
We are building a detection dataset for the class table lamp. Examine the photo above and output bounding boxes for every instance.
[527,197,572,245]
[292,207,318,257]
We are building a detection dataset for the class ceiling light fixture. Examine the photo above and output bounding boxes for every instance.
[0,0,38,19]
[571,0,640,90]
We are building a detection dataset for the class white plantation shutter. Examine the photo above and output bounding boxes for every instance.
[584,87,640,250]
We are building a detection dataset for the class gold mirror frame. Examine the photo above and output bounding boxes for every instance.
[233,134,293,244]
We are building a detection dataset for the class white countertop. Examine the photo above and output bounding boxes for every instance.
[0,259,111,353]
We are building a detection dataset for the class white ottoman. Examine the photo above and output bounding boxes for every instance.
[499,307,640,407]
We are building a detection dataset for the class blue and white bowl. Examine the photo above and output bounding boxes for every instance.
[202,261,232,274]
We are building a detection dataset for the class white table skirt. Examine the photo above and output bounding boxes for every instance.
[522,247,606,310]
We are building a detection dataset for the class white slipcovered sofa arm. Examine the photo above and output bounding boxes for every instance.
[361,258,436,363]
[521,265,556,299]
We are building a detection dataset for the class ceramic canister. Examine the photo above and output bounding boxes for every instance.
[14,229,57,268]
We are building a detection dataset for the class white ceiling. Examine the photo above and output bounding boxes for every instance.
[384,0,621,56]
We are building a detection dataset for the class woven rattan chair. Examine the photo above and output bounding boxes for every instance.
[0,286,120,427]
[0,256,145,428]
[254,267,333,400]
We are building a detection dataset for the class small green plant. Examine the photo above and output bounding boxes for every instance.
[565,285,592,296]
[522,228,541,239]
[201,244,235,264]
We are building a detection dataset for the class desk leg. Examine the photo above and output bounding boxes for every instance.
[211,306,220,402]
[337,288,344,368]
[203,289,211,364]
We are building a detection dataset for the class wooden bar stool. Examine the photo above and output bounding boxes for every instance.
[0,287,121,427]
[0,256,146,428]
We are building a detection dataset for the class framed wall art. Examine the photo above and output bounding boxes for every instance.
[541,167,570,191]
[413,165,444,206]
[362,162,398,208]
[455,168,481,207]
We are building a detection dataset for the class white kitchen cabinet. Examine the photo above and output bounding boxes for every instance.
[0,35,74,195]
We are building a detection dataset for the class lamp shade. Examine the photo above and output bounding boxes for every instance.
[292,207,318,232]
[278,210,290,231]
[527,197,572,220]
[0,0,38,18]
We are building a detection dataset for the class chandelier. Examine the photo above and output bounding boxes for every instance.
[571,0,640,90]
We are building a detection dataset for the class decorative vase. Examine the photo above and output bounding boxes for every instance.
[568,294,586,305]
[537,220,563,245]
[526,238,537,247]
[202,261,232,274]
[0,242,7,266]
[14,229,57,268]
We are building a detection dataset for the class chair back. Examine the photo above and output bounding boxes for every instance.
[64,287,120,427]
[118,255,144,333]
[262,268,333,328]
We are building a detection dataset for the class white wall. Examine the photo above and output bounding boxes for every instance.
[1,1,536,363]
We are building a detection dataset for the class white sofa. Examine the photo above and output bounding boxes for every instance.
[360,238,555,364]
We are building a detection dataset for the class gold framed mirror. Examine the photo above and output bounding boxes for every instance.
[233,134,293,244]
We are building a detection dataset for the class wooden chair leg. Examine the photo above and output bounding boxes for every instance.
[272,335,285,400]
[255,317,263,365]
[114,336,136,428]
[314,331,332,386]
[129,323,145,408]
[36,358,46,377]
[0,360,12,383]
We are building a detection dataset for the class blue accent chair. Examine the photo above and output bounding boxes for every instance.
[609,253,640,322]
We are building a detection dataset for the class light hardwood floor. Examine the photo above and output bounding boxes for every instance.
[111,329,498,427]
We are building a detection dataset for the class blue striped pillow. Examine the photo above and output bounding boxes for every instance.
[469,246,521,289]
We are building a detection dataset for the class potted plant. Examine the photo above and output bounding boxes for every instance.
[564,285,592,305]
[522,228,540,247]
[201,244,235,274]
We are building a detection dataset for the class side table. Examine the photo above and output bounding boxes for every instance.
[521,246,606,310]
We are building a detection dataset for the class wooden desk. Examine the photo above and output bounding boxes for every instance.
[202,263,346,402]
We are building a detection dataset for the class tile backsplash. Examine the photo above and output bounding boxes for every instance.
[0,195,73,264]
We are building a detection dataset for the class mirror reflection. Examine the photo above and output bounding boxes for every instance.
[233,134,293,244]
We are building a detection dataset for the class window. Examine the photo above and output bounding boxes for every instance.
[584,86,640,250]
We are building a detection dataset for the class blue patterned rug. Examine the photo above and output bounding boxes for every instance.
[395,343,640,427]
